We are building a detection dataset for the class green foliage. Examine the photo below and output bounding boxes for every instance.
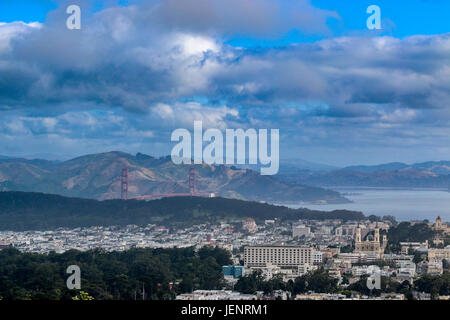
[347,275,401,296]
[413,251,427,264]
[234,270,266,294]
[343,273,450,300]
[340,245,353,253]
[387,222,436,252]
[443,259,450,271]
[382,215,397,224]
[235,269,338,295]
[296,269,339,294]
[414,273,450,299]
[0,192,366,231]
[72,291,94,300]
[0,246,231,300]
[368,215,381,222]
[234,271,289,295]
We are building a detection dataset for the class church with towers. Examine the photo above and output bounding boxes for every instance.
[432,216,449,234]
[354,224,388,259]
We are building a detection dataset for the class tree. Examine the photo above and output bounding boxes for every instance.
[234,270,265,294]
[340,245,353,253]
[72,291,94,300]
[0,246,231,300]
[414,274,450,299]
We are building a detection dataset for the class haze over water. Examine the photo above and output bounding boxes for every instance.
[286,187,450,222]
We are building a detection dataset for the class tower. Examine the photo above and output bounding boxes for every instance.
[355,227,362,243]
[121,168,129,200]
[189,167,196,195]
[374,227,380,243]
[435,216,442,229]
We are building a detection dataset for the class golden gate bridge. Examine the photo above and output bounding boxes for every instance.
[120,167,214,200]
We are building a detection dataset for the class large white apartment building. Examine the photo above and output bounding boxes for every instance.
[292,225,311,238]
[243,245,313,268]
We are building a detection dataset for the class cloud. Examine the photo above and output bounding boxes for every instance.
[0,1,449,164]
[152,0,339,37]
[0,1,339,111]
[150,102,239,129]
[0,21,41,53]
[2,12,448,115]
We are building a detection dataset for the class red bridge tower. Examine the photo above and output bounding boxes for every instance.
[189,167,197,194]
[121,167,129,200]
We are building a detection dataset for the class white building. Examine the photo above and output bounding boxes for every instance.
[313,251,323,265]
[293,225,311,238]
[243,245,313,268]
[176,290,258,300]
[243,218,257,233]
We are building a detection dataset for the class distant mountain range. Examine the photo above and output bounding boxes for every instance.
[237,158,338,173]
[280,161,450,188]
[343,161,450,175]
[0,151,348,204]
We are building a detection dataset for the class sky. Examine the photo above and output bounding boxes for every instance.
[0,0,449,166]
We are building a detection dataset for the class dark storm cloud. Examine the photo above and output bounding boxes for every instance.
[152,0,339,36]
[1,3,448,117]
[0,1,449,163]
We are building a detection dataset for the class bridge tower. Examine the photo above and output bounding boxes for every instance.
[189,167,196,195]
[121,168,129,200]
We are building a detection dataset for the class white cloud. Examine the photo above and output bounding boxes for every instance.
[0,2,449,163]
[0,21,41,53]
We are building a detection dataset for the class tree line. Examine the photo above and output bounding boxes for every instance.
[234,269,450,300]
[0,191,365,231]
[0,246,231,300]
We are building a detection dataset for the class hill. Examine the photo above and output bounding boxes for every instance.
[237,158,338,173]
[0,151,348,204]
[280,160,450,188]
[0,191,365,230]
[342,161,450,175]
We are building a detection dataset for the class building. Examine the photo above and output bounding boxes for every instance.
[337,252,367,263]
[295,293,347,300]
[354,225,387,258]
[176,290,258,300]
[322,247,340,259]
[433,216,450,234]
[313,251,323,265]
[246,265,283,280]
[426,261,444,275]
[351,265,384,277]
[243,245,313,268]
[400,241,428,255]
[242,218,257,233]
[0,242,11,250]
[317,226,333,235]
[428,247,450,262]
[222,265,244,279]
[396,261,416,281]
[292,225,311,238]
[383,253,414,262]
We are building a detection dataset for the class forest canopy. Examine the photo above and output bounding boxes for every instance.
[0,191,365,231]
